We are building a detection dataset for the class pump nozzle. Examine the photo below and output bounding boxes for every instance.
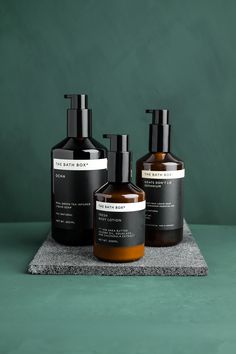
[103,134,131,183]
[146,109,169,125]
[146,109,171,152]
[64,93,92,137]
[64,94,88,109]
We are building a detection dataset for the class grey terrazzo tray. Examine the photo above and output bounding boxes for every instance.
[28,221,208,276]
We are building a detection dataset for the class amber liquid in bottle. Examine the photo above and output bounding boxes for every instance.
[94,134,145,262]
[94,183,145,262]
[136,110,184,247]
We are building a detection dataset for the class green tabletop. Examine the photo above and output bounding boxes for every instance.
[0,222,235,354]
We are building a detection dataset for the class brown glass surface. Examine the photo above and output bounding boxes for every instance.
[136,152,184,247]
[94,182,145,262]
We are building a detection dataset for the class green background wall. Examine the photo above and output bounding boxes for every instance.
[0,0,235,224]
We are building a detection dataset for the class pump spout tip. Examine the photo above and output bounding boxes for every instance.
[103,134,112,139]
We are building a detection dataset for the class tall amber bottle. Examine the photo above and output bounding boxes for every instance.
[94,134,145,262]
[136,110,185,247]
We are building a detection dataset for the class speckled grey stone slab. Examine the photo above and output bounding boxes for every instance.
[28,222,208,276]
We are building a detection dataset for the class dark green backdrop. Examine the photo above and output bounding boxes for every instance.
[0,0,235,224]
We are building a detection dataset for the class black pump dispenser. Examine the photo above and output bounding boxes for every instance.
[65,94,92,138]
[104,134,131,183]
[146,109,170,152]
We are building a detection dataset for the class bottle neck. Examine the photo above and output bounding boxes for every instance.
[67,109,92,137]
[107,152,131,183]
[149,124,170,152]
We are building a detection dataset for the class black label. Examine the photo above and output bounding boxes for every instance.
[95,207,145,247]
[52,168,107,230]
[141,177,183,230]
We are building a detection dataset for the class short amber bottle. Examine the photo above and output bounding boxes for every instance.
[94,134,145,262]
[136,110,185,247]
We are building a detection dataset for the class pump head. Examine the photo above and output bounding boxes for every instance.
[103,134,131,183]
[146,109,169,125]
[146,109,170,152]
[64,94,88,109]
[64,94,92,138]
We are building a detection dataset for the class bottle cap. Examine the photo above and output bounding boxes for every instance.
[103,134,131,183]
[146,109,170,152]
[65,94,92,137]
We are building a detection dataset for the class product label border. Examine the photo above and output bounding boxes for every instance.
[96,200,146,212]
[142,169,185,179]
[53,158,107,171]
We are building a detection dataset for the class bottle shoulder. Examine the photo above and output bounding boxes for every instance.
[137,152,184,170]
[52,137,107,159]
[95,182,145,203]
[52,137,70,150]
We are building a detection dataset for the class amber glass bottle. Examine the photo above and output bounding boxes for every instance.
[136,110,185,247]
[94,134,145,262]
